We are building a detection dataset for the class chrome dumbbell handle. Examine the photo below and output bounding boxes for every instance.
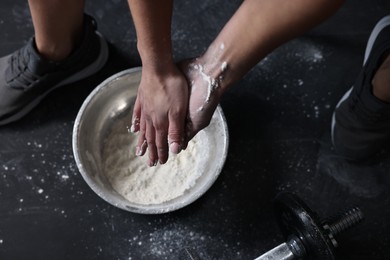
[254,235,306,260]
[254,193,364,260]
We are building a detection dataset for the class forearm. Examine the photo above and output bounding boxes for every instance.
[199,0,345,91]
[127,0,174,71]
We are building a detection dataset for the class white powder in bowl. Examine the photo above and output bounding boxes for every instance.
[102,120,208,205]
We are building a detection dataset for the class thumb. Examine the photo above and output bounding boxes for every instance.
[130,96,141,133]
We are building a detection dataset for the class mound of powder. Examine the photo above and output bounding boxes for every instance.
[102,119,208,205]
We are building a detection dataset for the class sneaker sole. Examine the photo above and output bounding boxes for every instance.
[0,32,109,126]
[331,15,390,144]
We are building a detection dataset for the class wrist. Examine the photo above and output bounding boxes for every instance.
[194,43,238,94]
[137,38,175,71]
[140,55,176,75]
[141,56,176,75]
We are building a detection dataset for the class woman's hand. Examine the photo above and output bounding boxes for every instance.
[131,64,188,166]
[179,58,226,148]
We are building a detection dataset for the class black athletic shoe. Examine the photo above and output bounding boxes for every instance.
[331,15,390,161]
[0,14,109,125]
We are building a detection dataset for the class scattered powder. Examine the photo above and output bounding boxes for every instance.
[189,62,227,112]
[313,52,323,62]
[102,120,209,205]
[190,63,218,103]
[293,42,324,63]
[186,42,228,113]
[221,61,227,72]
[130,116,139,133]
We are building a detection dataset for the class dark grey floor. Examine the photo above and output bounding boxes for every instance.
[1,0,390,259]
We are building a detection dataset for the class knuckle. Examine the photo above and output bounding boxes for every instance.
[139,129,146,136]
[154,124,167,133]
[156,146,167,153]
[168,132,182,142]
[170,110,182,120]
[147,141,156,148]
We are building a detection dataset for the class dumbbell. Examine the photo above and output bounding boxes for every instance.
[254,192,364,260]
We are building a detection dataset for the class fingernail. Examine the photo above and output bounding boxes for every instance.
[169,142,182,154]
[136,140,147,156]
[130,117,139,133]
[149,159,157,167]
[130,124,136,133]
[135,146,142,156]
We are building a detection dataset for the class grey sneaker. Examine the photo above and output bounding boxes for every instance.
[331,15,390,161]
[0,14,109,125]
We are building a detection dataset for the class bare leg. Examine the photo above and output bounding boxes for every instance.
[372,52,390,102]
[28,0,85,61]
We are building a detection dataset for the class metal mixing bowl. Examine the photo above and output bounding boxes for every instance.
[72,67,229,214]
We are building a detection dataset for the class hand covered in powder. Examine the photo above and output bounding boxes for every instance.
[131,64,188,166]
[179,58,226,148]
